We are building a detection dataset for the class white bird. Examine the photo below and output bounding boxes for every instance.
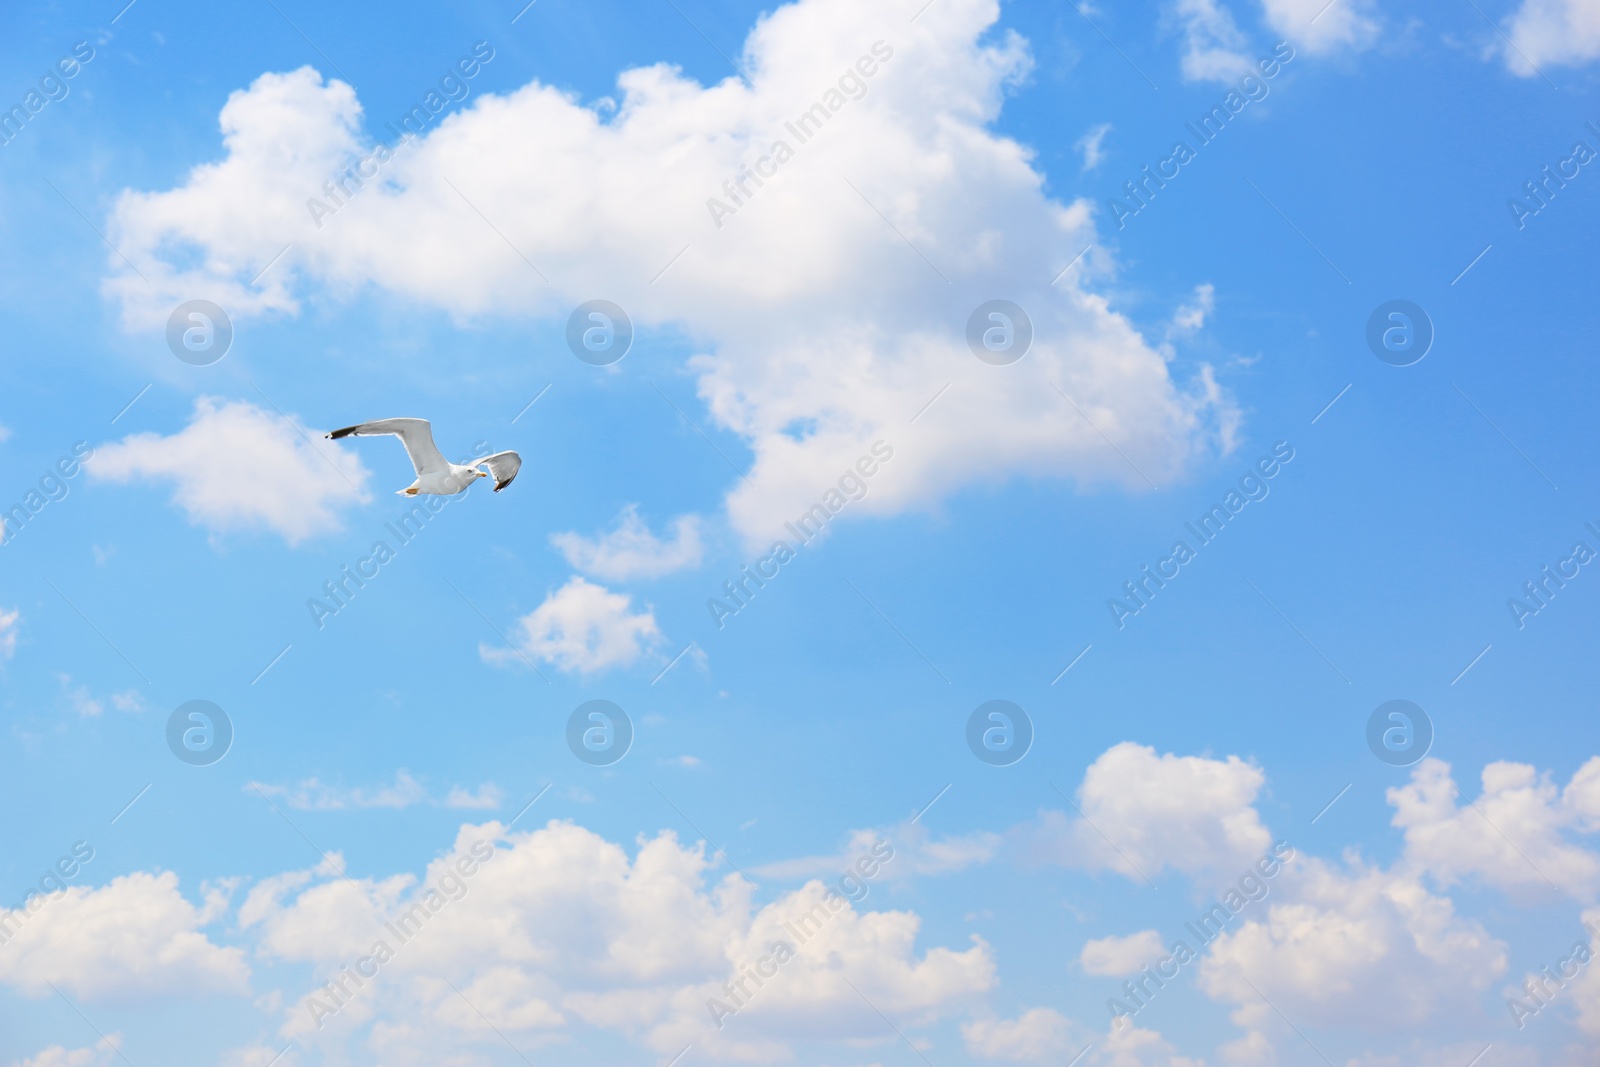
[326,418,522,496]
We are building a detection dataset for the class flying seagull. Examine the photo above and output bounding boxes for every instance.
[326,418,521,496]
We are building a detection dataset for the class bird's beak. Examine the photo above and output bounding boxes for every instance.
[477,470,488,477]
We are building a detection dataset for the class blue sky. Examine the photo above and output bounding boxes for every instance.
[3,0,1600,1064]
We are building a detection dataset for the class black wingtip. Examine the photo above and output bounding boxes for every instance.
[327,425,359,440]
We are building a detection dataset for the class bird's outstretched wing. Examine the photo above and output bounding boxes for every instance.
[327,418,448,476]
[478,450,522,492]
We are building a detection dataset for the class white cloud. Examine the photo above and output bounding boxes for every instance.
[482,576,663,674]
[962,1007,1075,1060]
[244,820,993,1061]
[247,770,428,810]
[1565,905,1600,1034]
[1565,756,1600,829]
[1093,1022,1205,1067]
[0,606,18,660]
[1171,0,1255,82]
[214,1047,295,1067]
[753,820,1000,881]
[551,505,704,580]
[0,871,248,999]
[445,783,505,809]
[56,675,143,717]
[1028,742,1272,883]
[1081,930,1165,976]
[1171,283,1215,334]
[1502,0,1600,74]
[103,0,1237,551]
[1258,0,1379,54]
[246,771,501,811]
[1389,757,1600,900]
[7,1035,122,1067]
[58,675,103,717]
[110,691,144,712]
[1197,856,1507,1031]
[89,397,371,546]
[1076,122,1112,171]
[1011,746,1589,1056]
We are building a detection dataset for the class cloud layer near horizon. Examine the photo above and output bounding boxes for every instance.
[9,744,1600,1064]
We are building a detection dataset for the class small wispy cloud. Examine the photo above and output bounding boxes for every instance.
[1171,0,1255,83]
[444,783,504,810]
[551,505,704,581]
[1171,282,1216,335]
[0,607,19,660]
[753,820,1000,881]
[246,770,503,811]
[1076,123,1112,171]
[57,674,144,716]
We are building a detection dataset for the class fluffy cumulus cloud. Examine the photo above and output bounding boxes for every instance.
[1257,0,1380,54]
[1094,1022,1205,1067]
[1389,757,1600,901]
[1081,930,1166,976]
[102,0,1237,550]
[1198,856,1507,1041]
[88,397,371,546]
[1562,905,1600,1034]
[1040,748,1600,1061]
[241,820,994,1063]
[7,1036,123,1067]
[1232,0,1600,74]
[0,871,248,999]
[1039,754,1523,1062]
[1028,742,1272,883]
[481,575,663,674]
[15,744,1600,1061]
[962,1007,1076,1060]
[551,504,704,580]
[1502,0,1600,73]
